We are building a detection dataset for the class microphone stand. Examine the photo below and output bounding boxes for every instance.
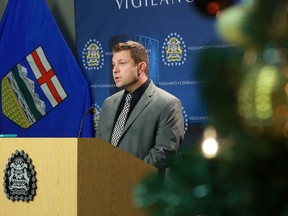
[78,107,97,138]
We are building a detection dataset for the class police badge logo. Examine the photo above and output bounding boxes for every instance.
[162,33,187,66]
[82,39,104,71]
[3,150,37,201]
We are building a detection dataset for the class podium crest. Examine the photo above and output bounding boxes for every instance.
[3,150,37,201]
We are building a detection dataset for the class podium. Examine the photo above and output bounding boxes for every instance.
[0,138,156,216]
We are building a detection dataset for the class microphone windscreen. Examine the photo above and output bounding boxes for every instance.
[88,107,96,114]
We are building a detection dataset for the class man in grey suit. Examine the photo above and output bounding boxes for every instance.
[96,41,184,169]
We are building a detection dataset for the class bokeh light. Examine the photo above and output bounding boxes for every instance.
[202,138,219,158]
[201,126,219,158]
[193,0,235,17]
[255,65,279,119]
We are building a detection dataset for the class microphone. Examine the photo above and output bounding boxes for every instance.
[88,107,97,114]
[78,107,98,138]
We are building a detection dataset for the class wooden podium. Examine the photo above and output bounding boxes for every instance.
[0,138,156,216]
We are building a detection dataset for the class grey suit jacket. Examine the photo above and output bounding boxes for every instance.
[96,81,184,169]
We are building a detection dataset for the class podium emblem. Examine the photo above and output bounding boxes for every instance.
[3,150,37,201]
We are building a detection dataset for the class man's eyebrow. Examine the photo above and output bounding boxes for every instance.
[112,58,125,64]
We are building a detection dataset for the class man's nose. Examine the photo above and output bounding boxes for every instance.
[112,65,119,73]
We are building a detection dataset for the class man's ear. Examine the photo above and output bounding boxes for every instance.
[138,62,147,73]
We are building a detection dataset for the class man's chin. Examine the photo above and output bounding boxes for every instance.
[115,82,122,88]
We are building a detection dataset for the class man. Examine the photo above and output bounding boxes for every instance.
[96,41,184,169]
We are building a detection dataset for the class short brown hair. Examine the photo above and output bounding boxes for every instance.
[113,41,149,75]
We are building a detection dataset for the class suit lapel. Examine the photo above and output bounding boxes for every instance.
[122,82,155,133]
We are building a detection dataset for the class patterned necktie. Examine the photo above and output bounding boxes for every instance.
[110,93,132,146]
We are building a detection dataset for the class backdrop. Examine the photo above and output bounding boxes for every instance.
[74,0,235,145]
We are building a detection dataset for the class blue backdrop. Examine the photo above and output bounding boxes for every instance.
[74,0,233,144]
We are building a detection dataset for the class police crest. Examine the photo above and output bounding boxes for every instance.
[3,150,37,201]
[162,33,187,66]
[82,39,104,71]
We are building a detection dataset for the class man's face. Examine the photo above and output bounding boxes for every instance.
[112,50,140,92]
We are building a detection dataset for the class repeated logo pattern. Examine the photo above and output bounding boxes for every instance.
[82,39,104,71]
[162,33,187,66]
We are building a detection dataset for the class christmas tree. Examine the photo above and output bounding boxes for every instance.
[133,0,288,215]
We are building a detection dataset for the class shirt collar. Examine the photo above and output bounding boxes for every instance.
[125,79,151,100]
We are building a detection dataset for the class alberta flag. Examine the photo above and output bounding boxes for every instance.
[0,0,94,137]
